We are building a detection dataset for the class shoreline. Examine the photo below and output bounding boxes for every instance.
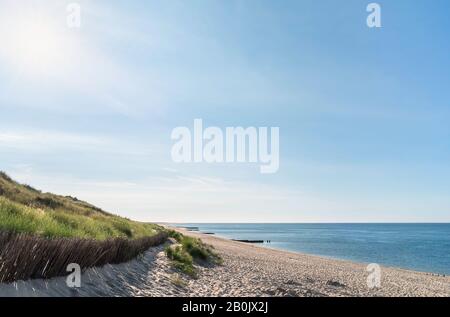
[222,234,446,277]
[170,224,450,277]
[172,227,450,297]
[1,226,449,297]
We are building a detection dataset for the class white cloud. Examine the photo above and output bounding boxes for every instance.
[0,130,109,151]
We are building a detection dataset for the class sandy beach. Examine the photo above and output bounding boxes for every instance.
[174,229,450,297]
[1,228,449,297]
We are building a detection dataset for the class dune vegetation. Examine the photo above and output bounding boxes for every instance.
[165,230,222,277]
[0,171,161,240]
[0,171,168,283]
[0,171,221,283]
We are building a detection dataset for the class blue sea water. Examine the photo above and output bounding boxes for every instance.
[178,223,450,275]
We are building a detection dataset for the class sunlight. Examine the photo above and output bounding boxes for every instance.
[0,8,70,78]
[15,17,61,69]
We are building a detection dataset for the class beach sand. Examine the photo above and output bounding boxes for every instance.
[174,229,450,297]
[1,228,449,297]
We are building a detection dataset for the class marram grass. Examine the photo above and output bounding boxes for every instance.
[0,197,159,240]
[0,231,167,283]
[165,230,222,277]
[0,171,168,283]
[0,172,161,240]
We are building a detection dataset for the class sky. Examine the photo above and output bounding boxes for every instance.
[0,0,449,222]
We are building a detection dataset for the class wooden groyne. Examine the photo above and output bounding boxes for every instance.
[232,239,265,244]
[179,226,199,231]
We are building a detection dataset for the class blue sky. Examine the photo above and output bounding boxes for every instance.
[0,0,449,222]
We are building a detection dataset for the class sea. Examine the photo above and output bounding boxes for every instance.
[176,223,450,275]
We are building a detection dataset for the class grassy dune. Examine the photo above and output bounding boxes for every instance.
[0,171,168,283]
[0,172,160,240]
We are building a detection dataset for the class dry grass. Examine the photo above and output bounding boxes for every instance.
[0,171,169,283]
[0,231,168,283]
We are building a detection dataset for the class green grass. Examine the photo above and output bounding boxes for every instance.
[165,231,222,277]
[165,245,197,277]
[0,172,162,240]
[181,236,221,262]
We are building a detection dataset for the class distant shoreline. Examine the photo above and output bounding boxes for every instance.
[171,227,450,297]
[170,223,450,276]
[172,225,443,275]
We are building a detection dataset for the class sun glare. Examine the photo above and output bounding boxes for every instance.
[0,8,70,78]
[15,19,61,67]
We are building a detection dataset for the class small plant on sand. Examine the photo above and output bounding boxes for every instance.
[167,229,183,242]
[180,236,222,264]
[165,231,222,278]
[166,244,193,264]
[170,273,187,288]
[165,244,197,277]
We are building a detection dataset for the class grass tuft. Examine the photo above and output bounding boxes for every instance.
[181,236,221,264]
[165,231,222,277]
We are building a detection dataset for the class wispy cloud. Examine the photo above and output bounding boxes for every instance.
[0,130,109,151]
[7,164,450,223]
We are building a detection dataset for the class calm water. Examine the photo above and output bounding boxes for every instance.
[178,223,450,275]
